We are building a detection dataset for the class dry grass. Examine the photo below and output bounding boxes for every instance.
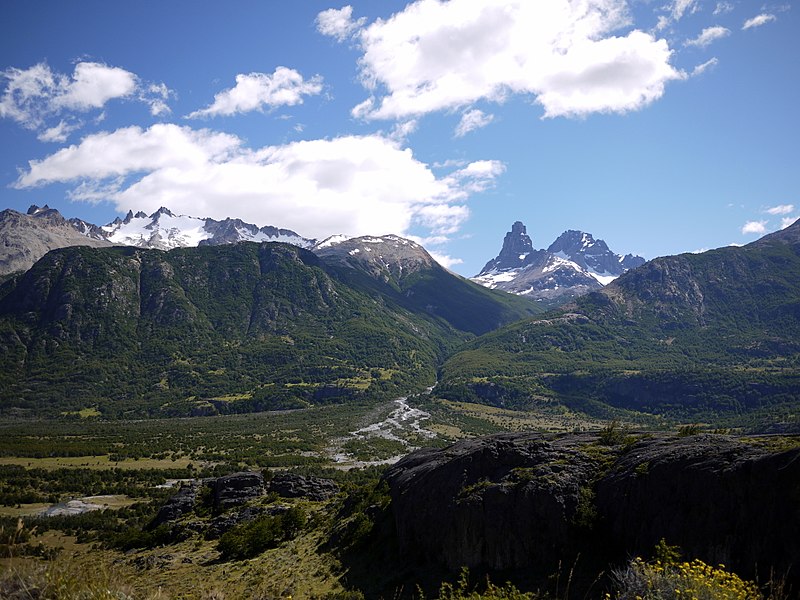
[440,400,608,433]
[0,455,195,471]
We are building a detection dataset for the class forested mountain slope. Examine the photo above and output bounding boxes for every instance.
[437,220,800,429]
[0,241,539,418]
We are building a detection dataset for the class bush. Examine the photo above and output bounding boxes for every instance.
[217,507,306,560]
[611,556,762,599]
[433,568,538,600]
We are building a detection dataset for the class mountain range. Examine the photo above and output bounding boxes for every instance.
[472,221,645,303]
[1,203,799,430]
[0,233,539,417]
[0,205,315,277]
[439,219,800,430]
[1,208,643,306]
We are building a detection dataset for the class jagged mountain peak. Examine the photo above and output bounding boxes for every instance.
[101,207,315,251]
[150,206,175,220]
[473,221,645,304]
[547,230,609,256]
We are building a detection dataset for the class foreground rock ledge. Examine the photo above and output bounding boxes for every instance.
[384,432,799,583]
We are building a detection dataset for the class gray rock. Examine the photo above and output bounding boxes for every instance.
[385,432,800,585]
[385,432,597,570]
[267,472,339,501]
[149,482,200,528]
[212,471,265,510]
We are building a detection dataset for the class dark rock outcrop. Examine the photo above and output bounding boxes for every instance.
[385,433,598,571]
[267,472,340,501]
[211,472,265,511]
[149,482,201,528]
[596,434,800,580]
[384,433,800,585]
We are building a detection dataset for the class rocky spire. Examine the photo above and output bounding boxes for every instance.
[479,221,541,273]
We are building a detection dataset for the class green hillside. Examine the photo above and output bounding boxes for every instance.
[437,222,800,430]
[0,242,539,418]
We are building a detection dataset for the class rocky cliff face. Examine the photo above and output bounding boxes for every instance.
[0,206,112,276]
[384,432,800,586]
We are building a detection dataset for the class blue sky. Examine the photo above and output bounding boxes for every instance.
[1,0,797,276]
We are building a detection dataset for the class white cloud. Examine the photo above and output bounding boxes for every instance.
[741,220,767,235]
[52,62,136,110]
[455,109,494,137]
[685,26,730,48]
[141,83,175,116]
[0,62,59,127]
[766,204,795,215]
[388,119,418,142]
[348,0,683,121]
[187,68,323,118]
[0,61,174,138]
[14,124,504,241]
[691,58,719,76]
[427,251,463,269]
[657,0,700,30]
[713,2,734,15]
[316,5,366,41]
[669,0,699,21]
[37,120,80,143]
[743,14,777,29]
[781,216,798,229]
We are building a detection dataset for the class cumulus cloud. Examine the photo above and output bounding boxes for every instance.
[455,109,494,137]
[781,216,798,229]
[685,26,730,48]
[741,220,767,235]
[691,58,719,76]
[743,14,777,29]
[0,61,173,139]
[14,124,503,241]
[52,62,136,110]
[766,204,795,215]
[342,0,683,121]
[187,68,323,119]
[316,5,366,41]
[141,83,175,116]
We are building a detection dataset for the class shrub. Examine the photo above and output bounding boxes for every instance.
[217,506,306,560]
[611,556,762,599]
[433,568,539,600]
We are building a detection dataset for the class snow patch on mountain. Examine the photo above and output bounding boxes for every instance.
[472,222,645,303]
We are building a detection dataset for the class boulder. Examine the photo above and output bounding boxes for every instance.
[212,471,265,511]
[267,472,339,501]
[149,482,200,528]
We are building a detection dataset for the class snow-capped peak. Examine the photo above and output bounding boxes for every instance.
[473,221,646,303]
[100,208,314,251]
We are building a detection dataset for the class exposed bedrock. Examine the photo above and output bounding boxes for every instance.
[384,432,800,583]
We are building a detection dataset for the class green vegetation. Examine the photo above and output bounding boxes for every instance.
[437,231,800,431]
[218,506,307,560]
[610,539,772,600]
[0,242,538,418]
